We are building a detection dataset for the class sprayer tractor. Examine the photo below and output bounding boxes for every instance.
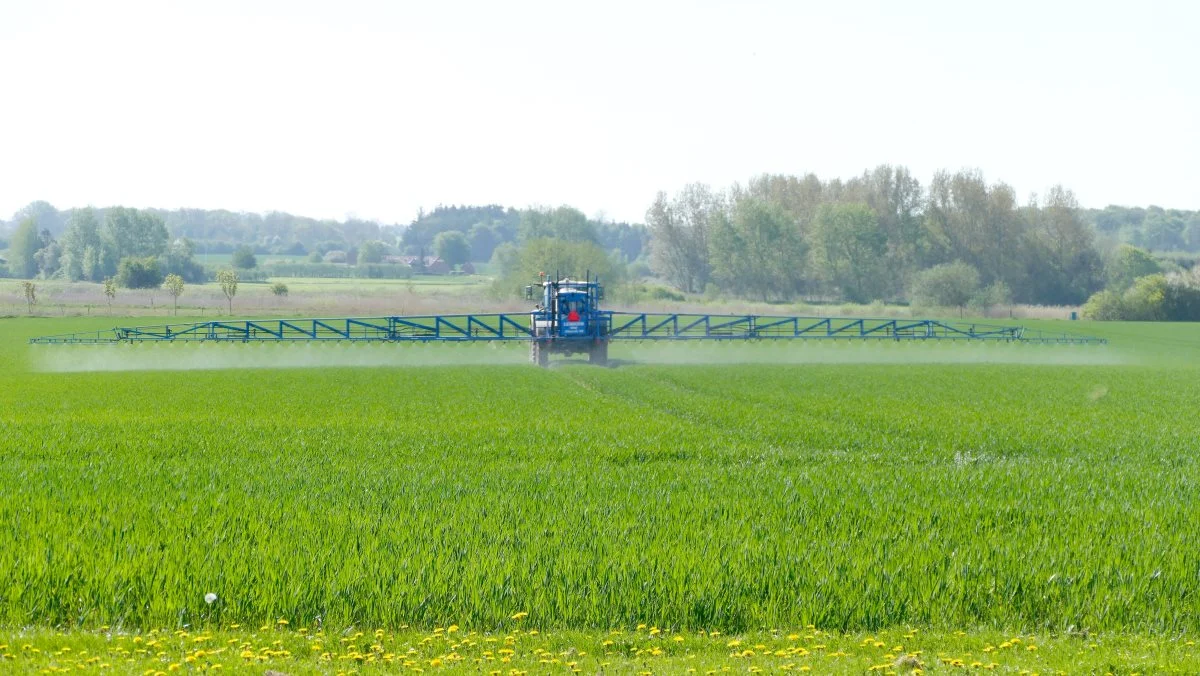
[29,272,1106,364]
[525,275,611,366]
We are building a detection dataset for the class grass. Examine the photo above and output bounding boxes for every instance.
[2,317,1199,671]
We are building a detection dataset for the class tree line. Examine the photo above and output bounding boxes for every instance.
[646,167,1135,307]
[1087,205,1200,253]
[1,202,649,279]
[5,169,1196,317]
[401,204,647,265]
[4,207,206,288]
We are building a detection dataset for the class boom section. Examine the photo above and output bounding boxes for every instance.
[28,313,535,344]
[607,313,1104,344]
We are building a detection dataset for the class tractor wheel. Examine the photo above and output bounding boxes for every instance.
[530,341,549,367]
[588,340,608,366]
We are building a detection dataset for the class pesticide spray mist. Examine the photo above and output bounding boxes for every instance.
[32,339,1125,373]
[616,340,1127,367]
[32,341,531,373]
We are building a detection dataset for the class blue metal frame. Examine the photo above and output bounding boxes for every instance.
[29,312,1106,345]
[605,313,1059,341]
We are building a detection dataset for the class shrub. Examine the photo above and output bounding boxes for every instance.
[1082,274,1200,321]
[969,281,1013,315]
[910,262,980,312]
[1081,290,1127,321]
[116,257,164,289]
[231,245,257,269]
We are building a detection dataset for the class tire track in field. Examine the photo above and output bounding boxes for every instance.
[639,366,950,458]
[551,367,756,444]
[554,366,858,459]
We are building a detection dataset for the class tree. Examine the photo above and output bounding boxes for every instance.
[60,208,104,281]
[468,223,500,262]
[910,261,980,315]
[1106,244,1161,291]
[103,277,117,313]
[162,238,206,283]
[969,281,1013,316]
[116,257,164,289]
[33,229,62,279]
[270,282,289,297]
[163,273,185,315]
[8,218,39,278]
[488,242,520,278]
[646,185,719,293]
[708,195,806,301]
[81,245,101,282]
[811,203,888,302]
[21,281,36,314]
[231,245,257,269]
[494,238,624,297]
[102,207,168,259]
[12,201,64,235]
[851,165,925,287]
[217,268,238,314]
[433,231,470,268]
[1026,186,1104,305]
[358,240,387,264]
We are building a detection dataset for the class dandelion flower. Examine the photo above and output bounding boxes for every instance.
[204,593,218,605]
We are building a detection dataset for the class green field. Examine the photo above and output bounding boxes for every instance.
[2,318,1199,673]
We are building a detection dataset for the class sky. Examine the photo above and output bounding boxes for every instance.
[1,0,1196,225]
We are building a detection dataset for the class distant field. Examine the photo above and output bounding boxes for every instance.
[275,274,493,292]
[1,275,501,317]
[3,318,1199,672]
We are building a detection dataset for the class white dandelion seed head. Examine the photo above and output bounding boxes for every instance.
[204,593,218,604]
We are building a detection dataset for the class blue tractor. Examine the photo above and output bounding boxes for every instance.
[526,276,612,366]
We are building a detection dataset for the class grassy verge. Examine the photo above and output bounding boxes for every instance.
[3,625,1196,674]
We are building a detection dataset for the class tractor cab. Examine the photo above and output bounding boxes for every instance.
[556,288,589,336]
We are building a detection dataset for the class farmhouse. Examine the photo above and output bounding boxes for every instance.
[395,255,451,274]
